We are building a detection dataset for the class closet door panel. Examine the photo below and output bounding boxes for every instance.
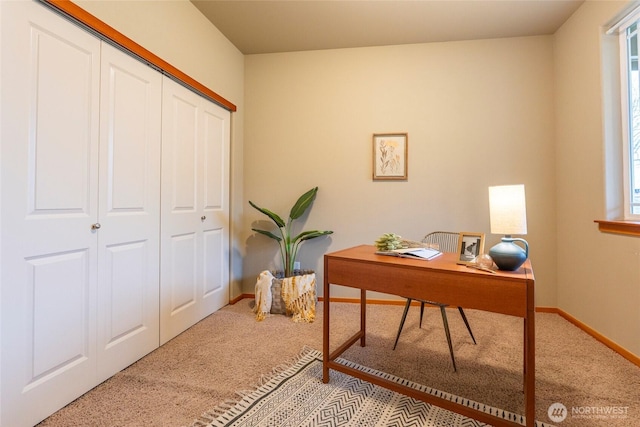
[203,107,226,209]
[200,100,230,315]
[31,28,95,214]
[161,77,204,343]
[169,91,199,211]
[169,232,198,312]
[203,228,224,295]
[97,42,161,381]
[1,2,100,426]
[103,241,146,334]
[28,250,91,379]
[160,77,230,343]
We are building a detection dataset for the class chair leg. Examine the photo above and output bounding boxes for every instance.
[439,305,457,372]
[419,301,425,328]
[393,298,413,350]
[457,307,476,345]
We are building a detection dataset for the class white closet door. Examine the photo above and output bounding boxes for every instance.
[160,77,201,343]
[160,77,230,344]
[1,2,101,426]
[200,98,231,318]
[96,42,161,381]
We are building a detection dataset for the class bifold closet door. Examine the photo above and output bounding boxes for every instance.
[96,42,161,382]
[160,77,230,344]
[1,2,101,426]
[1,3,163,425]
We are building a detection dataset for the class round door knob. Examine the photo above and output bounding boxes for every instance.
[201,216,206,221]
[91,223,101,230]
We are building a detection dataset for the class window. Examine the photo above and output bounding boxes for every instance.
[622,20,640,216]
[614,7,640,218]
[594,4,640,234]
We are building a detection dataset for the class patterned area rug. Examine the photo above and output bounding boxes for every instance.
[200,348,553,427]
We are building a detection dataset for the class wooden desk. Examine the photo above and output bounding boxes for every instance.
[322,244,535,427]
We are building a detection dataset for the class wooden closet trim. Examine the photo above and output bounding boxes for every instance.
[42,0,237,112]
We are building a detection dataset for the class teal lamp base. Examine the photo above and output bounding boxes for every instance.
[488,236,529,271]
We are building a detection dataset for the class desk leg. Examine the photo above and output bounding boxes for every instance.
[323,269,330,383]
[524,282,535,427]
[523,319,526,387]
[360,289,366,347]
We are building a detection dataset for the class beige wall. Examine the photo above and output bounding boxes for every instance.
[74,0,640,358]
[75,0,246,299]
[243,37,558,304]
[555,0,640,357]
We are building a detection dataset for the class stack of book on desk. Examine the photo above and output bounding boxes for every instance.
[376,247,442,260]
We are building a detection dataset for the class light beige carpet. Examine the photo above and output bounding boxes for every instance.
[202,347,552,427]
[38,300,640,427]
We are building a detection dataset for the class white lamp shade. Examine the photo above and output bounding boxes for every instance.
[489,184,527,235]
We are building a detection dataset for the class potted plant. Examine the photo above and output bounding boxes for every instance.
[250,187,332,322]
[249,186,333,278]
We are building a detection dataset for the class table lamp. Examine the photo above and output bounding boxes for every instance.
[488,184,529,271]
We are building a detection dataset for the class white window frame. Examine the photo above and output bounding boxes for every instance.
[611,5,640,219]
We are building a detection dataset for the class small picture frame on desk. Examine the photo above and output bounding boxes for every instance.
[372,133,408,180]
[456,232,485,264]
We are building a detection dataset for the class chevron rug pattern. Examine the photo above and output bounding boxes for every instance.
[203,348,553,427]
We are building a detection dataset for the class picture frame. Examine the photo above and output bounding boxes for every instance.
[373,133,408,180]
[456,232,485,265]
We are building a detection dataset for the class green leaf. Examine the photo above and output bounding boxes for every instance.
[289,187,318,220]
[249,200,285,227]
[251,228,282,242]
[292,230,333,243]
[249,187,332,277]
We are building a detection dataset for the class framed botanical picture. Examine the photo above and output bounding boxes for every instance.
[456,232,485,265]
[373,133,408,180]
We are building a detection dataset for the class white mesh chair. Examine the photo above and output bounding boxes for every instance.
[392,231,476,372]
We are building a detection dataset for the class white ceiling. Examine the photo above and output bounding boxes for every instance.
[191,0,584,55]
